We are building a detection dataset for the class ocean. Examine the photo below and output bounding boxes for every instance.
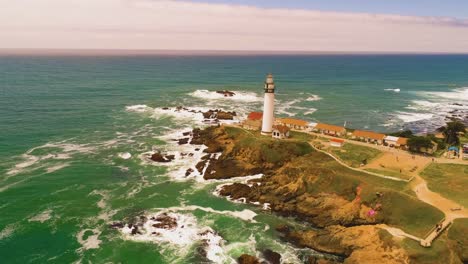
[1,53,467,263]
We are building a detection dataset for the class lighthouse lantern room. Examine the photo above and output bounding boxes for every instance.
[261,73,276,135]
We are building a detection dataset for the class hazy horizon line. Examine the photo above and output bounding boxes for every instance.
[1,48,468,56]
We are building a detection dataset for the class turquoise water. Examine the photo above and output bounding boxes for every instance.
[1,54,468,263]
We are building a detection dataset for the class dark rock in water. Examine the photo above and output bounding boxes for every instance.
[109,222,124,229]
[216,90,236,97]
[178,138,190,145]
[162,107,169,110]
[182,131,191,136]
[152,213,178,230]
[131,226,139,235]
[185,168,194,177]
[151,153,175,163]
[188,153,194,157]
[196,160,207,174]
[195,148,200,151]
[219,183,252,199]
[202,109,236,120]
[190,128,204,145]
[262,249,281,264]
[238,254,260,264]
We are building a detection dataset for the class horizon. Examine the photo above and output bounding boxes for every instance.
[3,48,468,56]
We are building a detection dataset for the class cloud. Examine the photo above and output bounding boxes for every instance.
[1,0,468,52]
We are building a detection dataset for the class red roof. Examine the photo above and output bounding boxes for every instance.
[331,138,344,143]
[247,112,263,120]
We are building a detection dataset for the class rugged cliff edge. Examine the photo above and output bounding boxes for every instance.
[195,126,465,264]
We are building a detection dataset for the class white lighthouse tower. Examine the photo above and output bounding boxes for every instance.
[261,73,275,135]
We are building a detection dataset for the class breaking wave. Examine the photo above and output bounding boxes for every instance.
[190,90,263,103]
[119,210,233,263]
[384,88,401,93]
[395,112,434,123]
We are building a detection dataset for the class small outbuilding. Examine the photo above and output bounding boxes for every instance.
[330,138,345,147]
[272,125,290,139]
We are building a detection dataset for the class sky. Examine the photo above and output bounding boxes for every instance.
[2,0,468,53]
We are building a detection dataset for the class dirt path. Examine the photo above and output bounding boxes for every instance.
[306,131,468,246]
[308,141,409,182]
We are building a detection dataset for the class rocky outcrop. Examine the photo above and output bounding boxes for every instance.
[190,126,313,180]
[262,249,281,264]
[150,153,175,163]
[216,90,236,97]
[151,213,177,229]
[282,225,409,264]
[238,254,260,264]
[202,109,237,120]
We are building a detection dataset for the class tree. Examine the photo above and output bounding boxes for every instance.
[390,130,414,138]
[408,136,434,153]
[437,121,466,145]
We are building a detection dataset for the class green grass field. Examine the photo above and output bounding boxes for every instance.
[420,163,468,207]
[401,237,454,264]
[329,142,383,167]
[293,152,443,237]
[226,126,443,237]
[448,219,468,262]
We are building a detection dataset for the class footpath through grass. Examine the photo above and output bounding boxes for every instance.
[364,168,413,180]
[420,163,468,207]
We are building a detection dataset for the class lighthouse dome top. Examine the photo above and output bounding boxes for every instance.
[266,73,274,84]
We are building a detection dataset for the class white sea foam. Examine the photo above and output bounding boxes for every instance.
[395,112,434,123]
[118,152,132,160]
[77,228,102,250]
[0,224,15,240]
[120,211,230,263]
[125,104,150,112]
[29,209,53,223]
[46,163,70,174]
[306,94,322,101]
[425,87,468,101]
[6,142,95,176]
[304,108,317,115]
[163,205,257,222]
[190,90,263,102]
[384,88,401,93]
[126,104,242,126]
[276,99,301,116]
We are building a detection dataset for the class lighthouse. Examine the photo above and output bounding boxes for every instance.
[261,73,275,135]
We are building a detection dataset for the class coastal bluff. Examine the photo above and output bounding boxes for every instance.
[192,126,465,264]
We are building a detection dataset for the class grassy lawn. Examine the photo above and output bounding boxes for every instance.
[328,142,383,167]
[224,126,314,164]
[420,163,468,207]
[226,126,443,237]
[401,237,454,264]
[296,152,443,237]
[448,218,468,262]
[364,168,413,180]
[289,131,315,141]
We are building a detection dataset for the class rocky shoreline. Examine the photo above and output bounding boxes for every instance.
[144,123,465,263]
